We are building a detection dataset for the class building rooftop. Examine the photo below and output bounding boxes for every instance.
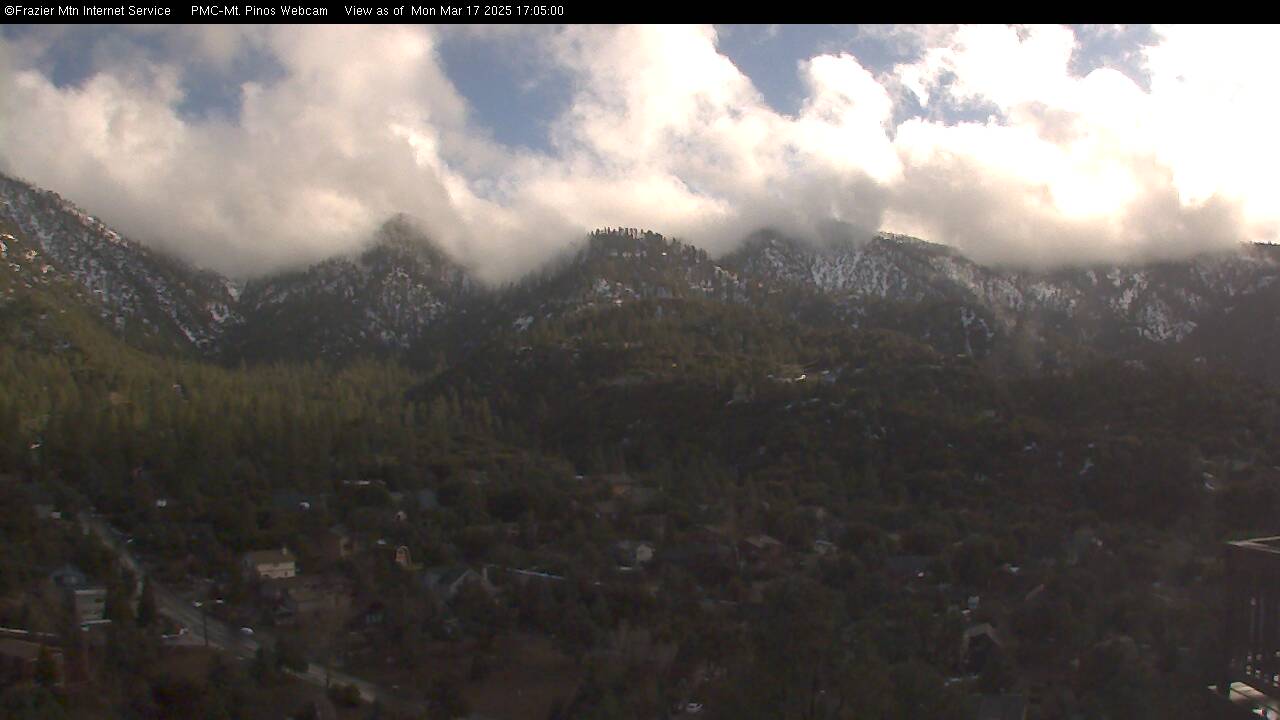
[244,549,294,566]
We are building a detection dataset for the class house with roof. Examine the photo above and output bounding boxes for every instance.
[69,587,107,624]
[961,623,1004,674]
[49,565,88,588]
[320,525,359,561]
[50,565,106,624]
[392,545,417,570]
[261,571,353,609]
[242,548,298,580]
[665,527,736,575]
[275,576,354,623]
[739,534,785,566]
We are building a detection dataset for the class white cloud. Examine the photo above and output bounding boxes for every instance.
[0,24,1275,282]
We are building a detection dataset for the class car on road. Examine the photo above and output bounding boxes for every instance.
[239,627,254,636]
[192,600,203,608]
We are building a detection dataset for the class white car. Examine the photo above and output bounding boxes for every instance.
[239,627,254,636]
[685,702,703,714]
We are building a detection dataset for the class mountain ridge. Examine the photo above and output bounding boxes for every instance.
[3,172,1279,381]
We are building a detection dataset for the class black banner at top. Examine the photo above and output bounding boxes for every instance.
[1,0,871,23]
[4,1,580,22]
[0,0,945,24]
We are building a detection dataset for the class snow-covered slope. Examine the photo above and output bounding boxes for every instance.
[224,215,476,361]
[723,231,1280,362]
[4,170,1280,380]
[0,174,239,352]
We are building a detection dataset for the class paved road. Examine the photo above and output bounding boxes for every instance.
[78,513,417,711]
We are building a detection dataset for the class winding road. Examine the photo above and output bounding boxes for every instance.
[78,513,419,712]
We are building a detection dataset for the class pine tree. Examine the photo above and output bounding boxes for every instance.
[137,577,156,628]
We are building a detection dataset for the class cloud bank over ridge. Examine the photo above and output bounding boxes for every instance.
[0,24,1274,281]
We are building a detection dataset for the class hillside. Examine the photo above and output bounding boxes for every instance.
[1,172,1278,720]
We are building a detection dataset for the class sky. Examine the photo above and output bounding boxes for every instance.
[0,24,1275,282]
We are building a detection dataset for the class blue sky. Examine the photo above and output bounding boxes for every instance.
[0,25,1271,280]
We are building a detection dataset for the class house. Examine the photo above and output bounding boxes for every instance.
[422,566,495,601]
[601,475,660,509]
[262,575,353,621]
[0,639,63,687]
[961,623,1004,674]
[49,565,88,589]
[321,525,359,561]
[277,577,353,621]
[393,545,415,570]
[976,694,1028,720]
[602,474,636,496]
[50,565,107,623]
[614,541,656,569]
[739,534,784,563]
[69,587,107,624]
[242,548,297,580]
